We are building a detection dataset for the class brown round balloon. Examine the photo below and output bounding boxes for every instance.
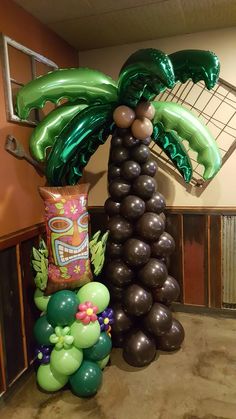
[130,144,150,164]
[138,258,168,289]
[121,160,141,181]
[108,215,133,242]
[108,283,124,302]
[131,117,153,140]
[123,284,153,317]
[112,331,128,348]
[122,238,151,267]
[142,136,151,146]
[142,303,172,337]
[158,256,170,270]
[105,259,134,287]
[116,127,130,137]
[108,164,121,181]
[123,329,156,367]
[136,212,165,242]
[109,179,131,200]
[113,105,136,128]
[156,318,185,351]
[120,195,145,220]
[112,304,133,334]
[135,101,155,120]
[106,240,123,259]
[110,146,130,164]
[132,175,157,200]
[104,197,121,215]
[141,160,158,177]
[151,232,175,258]
[152,276,180,305]
[111,135,123,147]
[122,133,140,148]
[145,192,166,213]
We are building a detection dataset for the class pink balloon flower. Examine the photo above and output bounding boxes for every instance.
[76,301,98,325]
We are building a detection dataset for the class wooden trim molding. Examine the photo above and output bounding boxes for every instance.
[0,223,45,250]
[166,207,236,214]
[89,205,236,215]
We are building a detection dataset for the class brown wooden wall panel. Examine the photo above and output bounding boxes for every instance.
[209,215,222,308]
[182,215,207,306]
[0,329,6,394]
[166,214,183,302]
[20,238,40,364]
[0,247,25,385]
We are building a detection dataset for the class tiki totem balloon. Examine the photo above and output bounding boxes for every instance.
[39,184,92,294]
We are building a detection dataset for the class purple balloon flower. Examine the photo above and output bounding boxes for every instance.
[98,308,114,332]
[35,345,52,364]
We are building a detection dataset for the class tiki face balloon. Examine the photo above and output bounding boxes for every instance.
[39,184,92,295]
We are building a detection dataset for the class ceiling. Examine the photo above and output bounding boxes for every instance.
[14,0,236,51]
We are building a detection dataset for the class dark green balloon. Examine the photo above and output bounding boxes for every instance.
[118,48,175,107]
[169,49,220,90]
[69,360,102,397]
[152,122,193,183]
[46,290,78,327]
[33,315,54,345]
[46,103,114,186]
[83,332,112,361]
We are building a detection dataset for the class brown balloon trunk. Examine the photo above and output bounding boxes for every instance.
[104,127,185,367]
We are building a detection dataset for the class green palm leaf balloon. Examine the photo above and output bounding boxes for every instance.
[29,103,88,162]
[169,49,220,89]
[46,102,115,186]
[14,48,222,186]
[118,48,175,107]
[152,101,221,180]
[16,67,118,120]
[152,121,193,183]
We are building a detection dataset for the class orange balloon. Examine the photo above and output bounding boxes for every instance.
[131,118,153,140]
[113,105,135,128]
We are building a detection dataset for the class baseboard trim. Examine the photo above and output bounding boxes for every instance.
[172,302,236,318]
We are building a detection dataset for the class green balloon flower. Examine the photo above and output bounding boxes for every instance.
[49,326,74,349]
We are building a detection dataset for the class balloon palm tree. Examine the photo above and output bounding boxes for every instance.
[16,48,221,186]
[16,48,221,367]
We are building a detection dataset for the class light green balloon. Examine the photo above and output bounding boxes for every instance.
[16,67,118,120]
[37,363,68,392]
[29,103,88,162]
[34,288,51,312]
[97,354,110,370]
[152,101,221,180]
[77,282,110,313]
[50,346,83,376]
[70,320,100,349]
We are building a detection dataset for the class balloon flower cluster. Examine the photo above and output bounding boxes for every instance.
[33,283,113,397]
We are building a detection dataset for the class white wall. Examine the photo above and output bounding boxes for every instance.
[79,27,236,207]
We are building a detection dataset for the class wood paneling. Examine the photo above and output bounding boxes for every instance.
[208,215,222,308]
[0,247,25,385]
[20,238,40,363]
[166,213,183,302]
[0,223,45,251]
[0,208,233,397]
[182,215,208,306]
[0,327,6,394]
